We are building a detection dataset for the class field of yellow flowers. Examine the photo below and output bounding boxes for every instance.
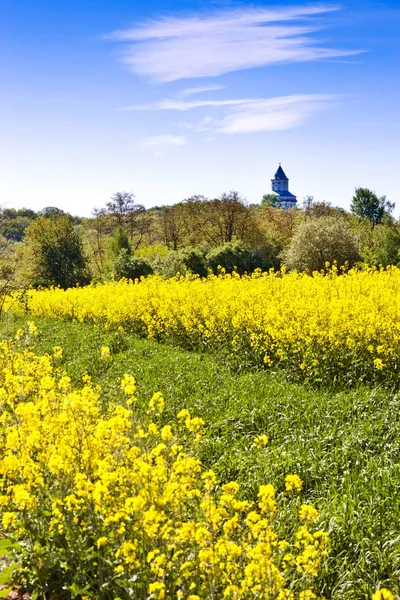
[20,266,400,386]
[0,328,330,599]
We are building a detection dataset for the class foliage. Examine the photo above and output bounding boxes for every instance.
[135,243,170,260]
[282,216,360,272]
[180,248,208,277]
[103,192,150,251]
[261,194,282,208]
[25,215,90,289]
[110,225,131,260]
[351,188,394,226]
[206,241,249,274]
[17,266,400,387]
[0,236,22,317]
[152,252,188,279]
[152,248,208,278]
[39,206,66,218]
[362,222,400,267]
[2,188,399,287]
[206,242,276,275]
[105,191,137,226]
[113,249,154,281]
[0,332,328,599]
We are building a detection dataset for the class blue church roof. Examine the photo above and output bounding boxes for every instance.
[275,190,296,198]
[273,165,288,180]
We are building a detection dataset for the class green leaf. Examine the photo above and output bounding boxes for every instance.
[0,539,13,557]
[0,586,13,598]
[0,563,16,585]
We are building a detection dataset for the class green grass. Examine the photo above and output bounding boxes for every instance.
[1,313,400,599]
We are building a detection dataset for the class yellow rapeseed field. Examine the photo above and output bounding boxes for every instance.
[0,330,328,599]
[20,266,400,385]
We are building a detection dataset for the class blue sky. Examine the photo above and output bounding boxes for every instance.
[1,0,399,215]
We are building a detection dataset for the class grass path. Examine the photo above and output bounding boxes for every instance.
[1,313,399,599]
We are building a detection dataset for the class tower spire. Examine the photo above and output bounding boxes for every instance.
[270,164,297,210]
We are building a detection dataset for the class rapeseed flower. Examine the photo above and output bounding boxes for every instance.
[371,590,395,600]
[100,345,110,359]
[285,475,303,492]
[17,266,400,387]
[0,330,329,599]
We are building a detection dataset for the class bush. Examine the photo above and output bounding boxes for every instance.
[113,250,153,280]
[152,248,208,279]
[206,241,248,274]
[180,248,208,277]
[151,252,188,279]
[362,223,400,267]
[206,242,274,274]
[282,216,361,272]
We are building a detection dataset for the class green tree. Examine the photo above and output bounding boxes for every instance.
[110,226,131,260]
[261,193,281,208]
[351,188,394,226]
[282,216,360,272]
[26,215,90,289]
[106,192,136,227]
[39,206,66,219]
[362,222,400,267]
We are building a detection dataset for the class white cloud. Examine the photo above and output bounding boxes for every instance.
[141,134,186,154]
[126,94,338,134]
[180,85,225,96]
[107,6,363,82]
[218,95,337,133]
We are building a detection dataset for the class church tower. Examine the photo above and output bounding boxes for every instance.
[271,164,297,209]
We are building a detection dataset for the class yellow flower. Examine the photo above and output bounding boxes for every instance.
[373,358,385,370]
[285,474,303,492]
[299,504,319,523]
[121,374,136,396]
[161,425,174,440]
[100,346,110,360]
[149,392,165,414]
[52,346,63,359]
[2,511,16,530]
[371,590,395,600]
[299,591,316,600]
[148,582,165,599]
[0,340,330,599]
[27,321,38,336]
[253,434,269,448]
[177,408,190,420]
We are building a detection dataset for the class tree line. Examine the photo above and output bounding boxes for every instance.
[0,187,397,292]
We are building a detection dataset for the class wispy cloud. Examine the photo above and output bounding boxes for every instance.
[125,94,338,134]
[180,85,225,97]
[107,6,363,82]
[217,95,337,133]
[141,134,186,155]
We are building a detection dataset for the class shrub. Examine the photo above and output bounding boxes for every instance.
[113,249,153,280]
[180,247,208,277]
[206,241,248,274]
[152,248,207,279]
[207,242,275,274]
[282,216,361,272]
